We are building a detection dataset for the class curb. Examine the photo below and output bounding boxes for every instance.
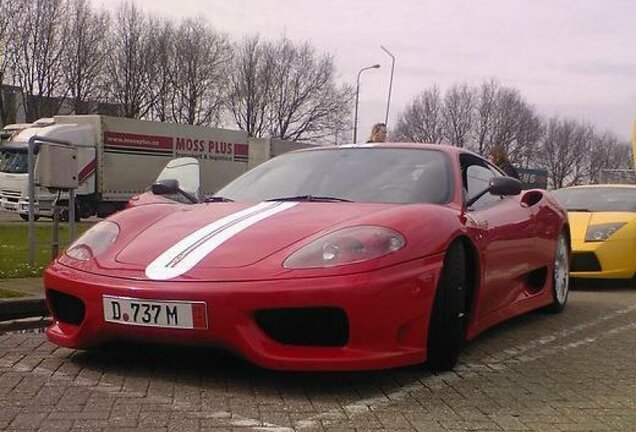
[0,316,51,333]
[0,297,49,322]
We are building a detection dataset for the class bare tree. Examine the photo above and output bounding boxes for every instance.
[587,132,633,183]
[392,86,445,143]
[489,88,527,155]
[11,0,69,121]
[474,79,499,154]
[0,0,23,125]
[64,0,109,114]
[147,19,174,122]
[607,141,633,171]
[169,18,231,126]
[443,83,474,148]
[321,113,354,145]
[513,109,543,168]
[471,83,543,166]
[266,38,354,141]
[539,117,593,188]
[105,2,154,118]
[587,131,613,184]
[228,36,275,137]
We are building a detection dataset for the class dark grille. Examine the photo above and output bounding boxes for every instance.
[255,307,349,347]
[571,252,602,272]
[47,290,85,325]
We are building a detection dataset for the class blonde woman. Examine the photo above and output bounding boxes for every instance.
[367,123,387,143]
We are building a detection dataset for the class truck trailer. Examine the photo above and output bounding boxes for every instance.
[0,115,307,220]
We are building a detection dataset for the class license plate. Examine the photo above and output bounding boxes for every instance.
[102,296,207,329]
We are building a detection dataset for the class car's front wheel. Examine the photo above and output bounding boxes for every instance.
[427,241,467,371]
[545,231,570,314]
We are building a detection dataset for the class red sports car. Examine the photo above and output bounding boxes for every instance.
[45,143,570,371]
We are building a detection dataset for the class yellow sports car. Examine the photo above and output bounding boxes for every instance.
[552,184,636,280]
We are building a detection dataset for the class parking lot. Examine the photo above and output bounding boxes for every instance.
[0,286,634,432]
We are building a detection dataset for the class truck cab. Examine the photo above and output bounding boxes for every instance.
[0,122,96,220]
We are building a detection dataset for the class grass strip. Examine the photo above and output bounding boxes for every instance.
[0,223,92,278]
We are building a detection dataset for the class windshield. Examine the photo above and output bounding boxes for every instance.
[216,147,453,204]
[0,147,28,174]
[552,187,636,212]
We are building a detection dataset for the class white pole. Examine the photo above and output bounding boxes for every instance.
[380,46,396,128]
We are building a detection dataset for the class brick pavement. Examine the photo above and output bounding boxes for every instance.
[1,288,635,432]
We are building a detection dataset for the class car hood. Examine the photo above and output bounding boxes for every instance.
[62,201,435,281]
[568,211,636,241]
[117,201,352,270]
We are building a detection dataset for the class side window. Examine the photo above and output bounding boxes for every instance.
[466,164,502,209]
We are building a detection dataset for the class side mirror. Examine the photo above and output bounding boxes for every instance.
[155,157,201,197]
[151,179,180,196]
[151,179,199,204]
[466,176,522,208]
[489,176,522,197]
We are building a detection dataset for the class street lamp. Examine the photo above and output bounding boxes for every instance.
[380,45,395,127]
[353,64,380,143]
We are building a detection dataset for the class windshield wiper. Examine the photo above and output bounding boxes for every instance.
[567,207,592,212]
[266,195,353,203]
[204,195,234,202]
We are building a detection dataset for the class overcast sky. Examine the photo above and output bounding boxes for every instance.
[92,0,635,142]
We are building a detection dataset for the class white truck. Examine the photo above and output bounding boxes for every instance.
[0,115,309,220]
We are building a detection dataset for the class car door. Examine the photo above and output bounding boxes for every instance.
[461,155,536,319]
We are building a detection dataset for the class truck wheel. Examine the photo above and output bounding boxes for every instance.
[61,211,81,222]
[78,201,93,219]
[60,205,81,222]
[19,214,39,222]
[426,241,467,371]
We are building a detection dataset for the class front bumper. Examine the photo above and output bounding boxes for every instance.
[0,197,52,217]
[0,198,18,212]
[17,199,55,217]
[570,238,636,279]
[44,256,443,371]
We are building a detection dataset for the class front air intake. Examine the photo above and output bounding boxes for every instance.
[255,307,349,347]
[571,252,602,272]
[47,290,86,325]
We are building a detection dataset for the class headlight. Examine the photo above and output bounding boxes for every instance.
[66,221,120,260]
[283,226,405,269]
[585,223,625,242]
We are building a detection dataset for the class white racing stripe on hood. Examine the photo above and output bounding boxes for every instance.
[145,201,298,280]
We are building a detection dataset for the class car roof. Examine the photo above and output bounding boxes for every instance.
[557,184,636,190]
[294,142,480,158]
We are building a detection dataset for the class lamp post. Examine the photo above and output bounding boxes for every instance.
[380,45,395,127]
[353,64,380,143]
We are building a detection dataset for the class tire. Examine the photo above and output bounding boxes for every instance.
[427,241,467,371]
[544,231,570,314]
[59,203,81,222]
[60,210,80,222]
[78,201,93,219]
[19,214,39,222]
